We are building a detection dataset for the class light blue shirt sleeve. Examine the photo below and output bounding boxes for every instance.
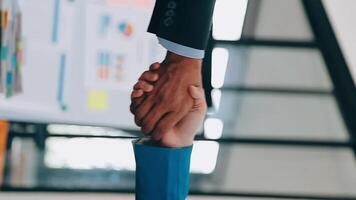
[158,37,205,59]
[134,139,193,200]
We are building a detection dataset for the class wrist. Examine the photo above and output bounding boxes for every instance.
[160,135,195,148]
[138,137,194,148]
[160,52,203,87]
[160,140,194,148]
[165,51,202,66]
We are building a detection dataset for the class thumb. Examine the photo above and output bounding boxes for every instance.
[173,86,207,138]
[188,85,206,111]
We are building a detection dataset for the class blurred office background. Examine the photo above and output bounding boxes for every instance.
[0,0,356,199]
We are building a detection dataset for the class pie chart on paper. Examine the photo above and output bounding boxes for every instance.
[118,21,134,37]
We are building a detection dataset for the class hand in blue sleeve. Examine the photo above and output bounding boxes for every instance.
[131,64,207,200]
[134,140,192,200]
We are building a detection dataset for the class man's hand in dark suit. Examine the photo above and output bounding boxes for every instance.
[131,64,207,147]
[130,51,203,141]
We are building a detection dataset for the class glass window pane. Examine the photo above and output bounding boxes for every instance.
[208,91,349,141]
[3,138,356,197]
[214,45,332,90]
[242,0,314,41]
[2,138,220,188]
[192,145,356,196]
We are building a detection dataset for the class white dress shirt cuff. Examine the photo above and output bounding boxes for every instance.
[158,37,205,59]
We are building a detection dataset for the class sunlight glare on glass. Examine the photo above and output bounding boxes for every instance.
[191,141,219,174]
[47,124,133,137]
[213,0,248,40]
[45,138,220,175]
[45,138,136,170]
[204,118,224,139]
[211,89,222,111]
[212,48,229,88]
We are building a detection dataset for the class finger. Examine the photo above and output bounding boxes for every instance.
[131,89,144,99]
[134,80,154,92]
[151,111,184,141]
[130,96,145,114]
[139,71,159,82]
[141,104,167,134]
[133,95,146,108]
[188,85,204,99]
[188,86,207,111]
[130,102,135,114]
[134,96,155,126]
[149,62,160,71]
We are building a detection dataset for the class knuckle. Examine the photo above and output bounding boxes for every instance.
[130,104,135,113]
[141,71,149,77]
[132,91,138,98]
[134,119,141,127]
[134,82,142,90]
[138,80,145,87]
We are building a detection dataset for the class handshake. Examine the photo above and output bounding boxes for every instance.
[130,52,207,147]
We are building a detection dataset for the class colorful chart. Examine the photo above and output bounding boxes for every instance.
[96,51,126,83]
[0,0,165,129]
[118,21,134,37]
[0,0,24,98]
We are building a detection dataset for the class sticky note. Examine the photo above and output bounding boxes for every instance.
[87,90,109,111]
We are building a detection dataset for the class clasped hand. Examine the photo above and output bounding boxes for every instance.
[130,52,207,147]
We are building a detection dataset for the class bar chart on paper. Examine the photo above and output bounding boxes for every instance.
[0,0,24,98]
[0,0,166,129]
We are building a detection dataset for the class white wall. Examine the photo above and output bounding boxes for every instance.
[323,0,356,85]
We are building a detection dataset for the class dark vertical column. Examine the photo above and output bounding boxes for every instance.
[202,31,213,107]
[302,0,356,155]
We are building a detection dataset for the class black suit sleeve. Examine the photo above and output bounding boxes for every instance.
[148,0,216,50]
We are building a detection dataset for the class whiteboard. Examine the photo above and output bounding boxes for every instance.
[0,0,166,129]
